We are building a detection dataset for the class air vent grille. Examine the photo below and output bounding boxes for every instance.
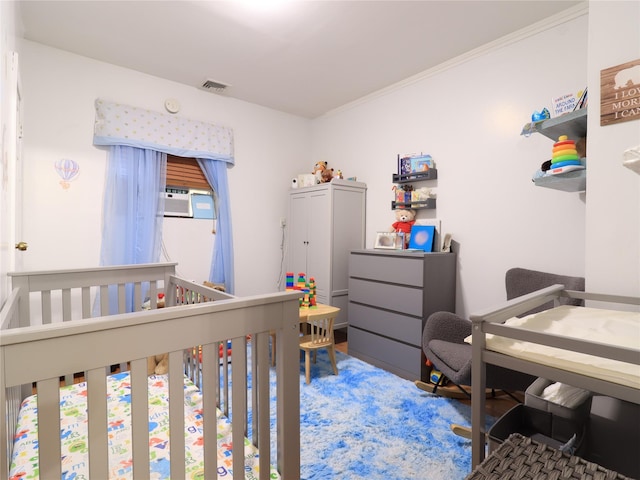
[200,79,230,93]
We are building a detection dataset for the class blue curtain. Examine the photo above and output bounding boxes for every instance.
[98,146,167,313]
[198,159,235,294]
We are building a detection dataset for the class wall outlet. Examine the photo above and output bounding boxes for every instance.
[280,217,287,227]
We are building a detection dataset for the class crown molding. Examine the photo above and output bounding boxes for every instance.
[321,2,589,119]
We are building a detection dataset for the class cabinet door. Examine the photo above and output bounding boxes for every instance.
[331,188,365,292]
[305,191,330,300]
[288,192,309,275]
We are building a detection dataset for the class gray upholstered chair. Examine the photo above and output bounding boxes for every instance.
[420,267,585,398]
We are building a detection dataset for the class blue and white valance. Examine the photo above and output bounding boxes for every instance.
[93,99,234,164]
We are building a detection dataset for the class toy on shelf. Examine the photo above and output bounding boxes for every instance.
[392,184,412,206]
[286,272,318,308]
[531,107,550,122]
[548,135,585,175]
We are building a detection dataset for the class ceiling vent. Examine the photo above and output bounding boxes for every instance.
[199,79,231,93]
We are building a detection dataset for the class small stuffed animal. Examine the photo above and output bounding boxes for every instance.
[390,208,416,235]
[391,209,416,248]
[203,280,226,292]
[312,161,333,183]
[148,353,169,375]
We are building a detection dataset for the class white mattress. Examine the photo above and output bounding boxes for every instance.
[474,305,640,389]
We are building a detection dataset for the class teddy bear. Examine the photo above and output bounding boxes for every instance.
[312,161,333,183]
[391,208,416,234]
[390,208,416,247]
[148,353,169,375]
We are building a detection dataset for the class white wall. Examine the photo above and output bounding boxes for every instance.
[585,0,640,301]
[0,0,18,305]
[311,8,589,316]
[15,3,639,314]
[17,40,310,296]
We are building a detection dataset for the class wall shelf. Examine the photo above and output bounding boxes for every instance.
[521,108,587,141]
[392,168,437,210]
[392,169,438,183]
[522,108,588,192]
[533,170,586,192]
[391,198,436,210]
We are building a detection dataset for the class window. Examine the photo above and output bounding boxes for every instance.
[166,155,212,191]
[165,155,216,219]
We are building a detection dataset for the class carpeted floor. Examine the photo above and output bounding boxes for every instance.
[265,348,495,480]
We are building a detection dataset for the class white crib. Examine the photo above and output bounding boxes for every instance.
[0,263,301,479]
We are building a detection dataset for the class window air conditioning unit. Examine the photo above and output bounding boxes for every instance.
[164,189,192,218]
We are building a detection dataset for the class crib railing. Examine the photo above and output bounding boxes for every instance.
[6,262,179,326]
[2,263,235,385]
[0,264,302,479]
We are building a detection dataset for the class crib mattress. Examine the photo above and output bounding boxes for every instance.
[9,372,278,480]
[475,305,640,389]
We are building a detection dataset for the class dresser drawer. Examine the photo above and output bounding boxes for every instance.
[348,326,423,380]
[349,278,423,317]
[350,253,423,287]
[349,302,423,346]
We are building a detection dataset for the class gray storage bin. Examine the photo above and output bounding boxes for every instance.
[526,378,592,456]
[488,404,564,454]
[489,379,593,456]
[525,378,593,422]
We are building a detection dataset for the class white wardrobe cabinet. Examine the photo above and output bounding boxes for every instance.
[287,179,366,328]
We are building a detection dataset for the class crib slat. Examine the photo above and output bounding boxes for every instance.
[118,282,128,376]
[201,343,218,477]
[130,358,150,479]
[100,285,109,315]
[36,377,61,478]
[62,288,72,321]
[148,281,158,308]
[215,342,221,410]
[231,337,248,479]
[169,350,186,479]
[134,282,142,311]
[252,336,259,446]
[41,290,53,324]
[256,332,271,480]
[221,342,230,416]
[118,283,126,313]
[87,367,109,478]
[81,286,92,318]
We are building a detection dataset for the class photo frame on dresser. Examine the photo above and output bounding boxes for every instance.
[408,225,435,252]
[375,232,404,249]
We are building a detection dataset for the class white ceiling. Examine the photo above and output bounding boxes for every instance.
[17,0,582,118]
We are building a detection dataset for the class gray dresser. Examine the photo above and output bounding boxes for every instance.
[347,249,456,382]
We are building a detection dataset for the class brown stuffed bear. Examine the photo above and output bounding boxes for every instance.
[148,353,169,375]
[312,161,334,183]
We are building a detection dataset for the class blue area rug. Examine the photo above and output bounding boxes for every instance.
[268,349,494,480]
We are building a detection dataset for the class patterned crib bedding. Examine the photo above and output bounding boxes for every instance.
[9,372,279,480]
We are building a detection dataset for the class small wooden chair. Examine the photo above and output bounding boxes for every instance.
[299,309,338,384]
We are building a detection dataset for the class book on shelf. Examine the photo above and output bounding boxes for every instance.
[398,153,434,174]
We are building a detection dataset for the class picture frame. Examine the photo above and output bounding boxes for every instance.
[408,225,435,252]
[375,232,404,250]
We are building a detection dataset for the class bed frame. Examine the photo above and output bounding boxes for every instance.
[0,262,301,479]
[469,285,640,468]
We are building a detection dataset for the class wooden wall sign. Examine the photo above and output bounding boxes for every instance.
[600,58,640,126]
